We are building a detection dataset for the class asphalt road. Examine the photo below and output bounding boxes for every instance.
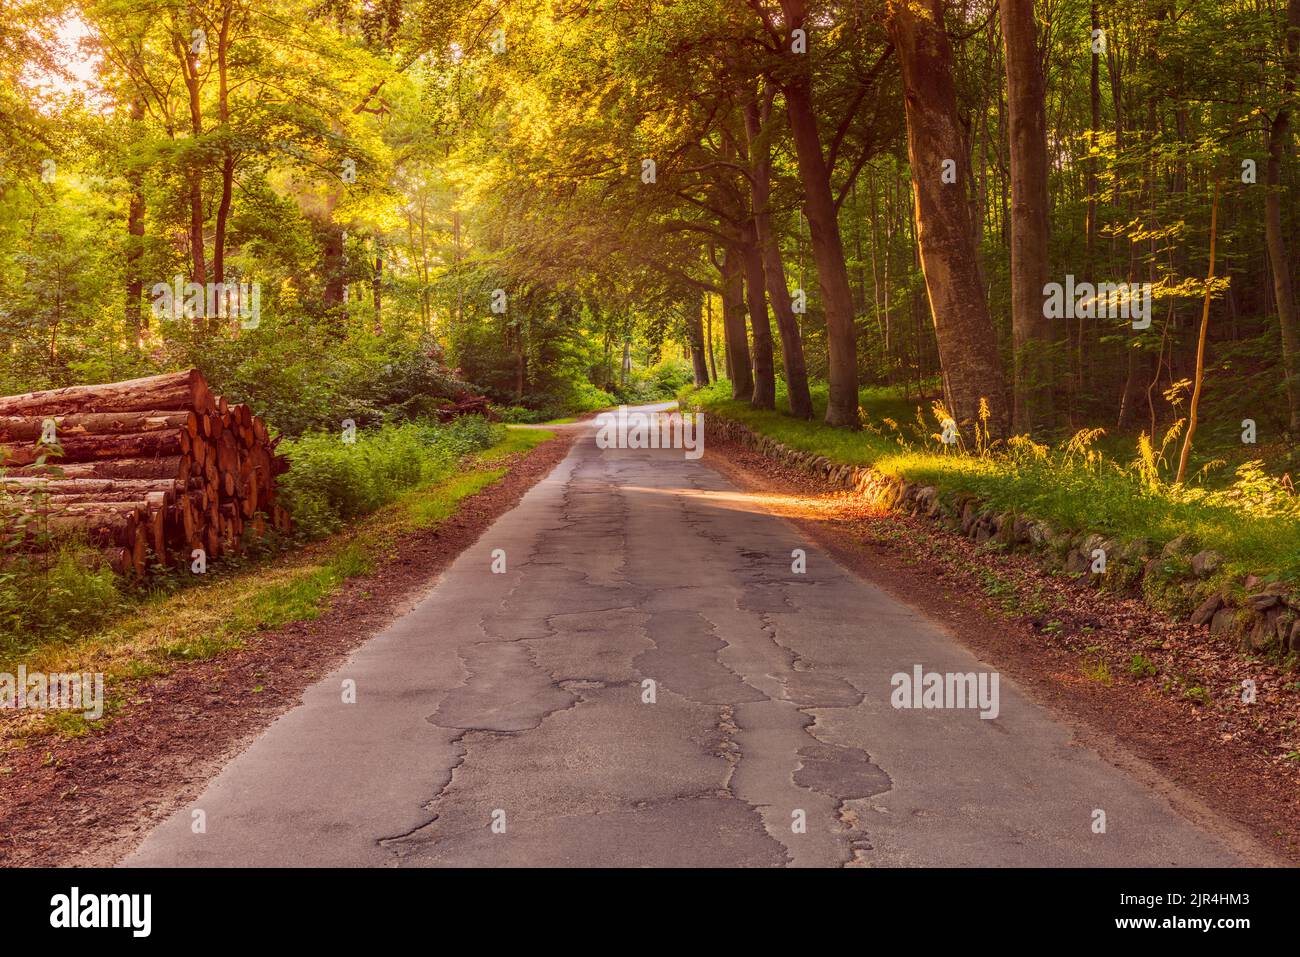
[126,405,1250,867]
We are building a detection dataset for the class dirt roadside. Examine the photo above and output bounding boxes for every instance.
[0,430,575,867]
[704,435,1299,867]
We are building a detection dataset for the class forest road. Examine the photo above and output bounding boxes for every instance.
[125,404,1259,867]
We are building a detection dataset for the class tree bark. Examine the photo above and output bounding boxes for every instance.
[125,94,146,343]
[776,0,859,427]
[1176,182,1220,484]
[0,370,212,416]
[1265,0,1300,432]
[744,230,777,410]
[174,29,207,298]
[719,248,754,401]
[685,291,711,386]
[1,431,187,467]
[0,411,197,442]
[888,0,1009,435]
[1000,0,1053,433]
[743,89,814,419]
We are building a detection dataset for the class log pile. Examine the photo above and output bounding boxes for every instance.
[434,393,493,421]
[0,370,289,577]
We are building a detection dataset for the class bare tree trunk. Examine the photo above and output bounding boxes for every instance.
[373,244,383,331]
[212,1,233,307]
[174,29,206,303]
[1266,0,1300,432]
[1176,182,1220,485]
[1000,0,1052,434]
[776,0,859,427]
[744,229,776,409]
[743,88,814,418]
[685,291,710,386]
[719,248,753,401]
[889,0,1009,435]
[124,95,146,344]
[706,295,719,382]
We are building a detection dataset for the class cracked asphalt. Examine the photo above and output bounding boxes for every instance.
[126,404,1250,867]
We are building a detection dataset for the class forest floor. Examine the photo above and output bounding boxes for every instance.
[0,427,575,866]
[704,432,1300,863]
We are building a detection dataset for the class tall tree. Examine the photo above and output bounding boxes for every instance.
[743,84,814,419]
[888,0,1009,435]
[1000,0,1052,433]
[1265,0,1300,433]
[750,0,861,427]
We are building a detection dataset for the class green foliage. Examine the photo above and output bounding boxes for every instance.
[1128,654,1158,678]
[685,380,1300,585]
[277,416,501,538]
[0,547,125,658]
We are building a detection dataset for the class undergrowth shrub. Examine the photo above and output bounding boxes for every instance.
[278,416,502,538]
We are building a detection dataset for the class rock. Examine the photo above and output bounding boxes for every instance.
[1246,610,1282,652]
[1161,533,1195,559]
[1210,607,1239,636]
[1190,593,1224,626]
[1080,533,1107,562]
[1247,591,1284,612]
[1189,549,1223,578]
[1120,538,1153,563]
[961,501,978,535]
[1064,549,1092,574]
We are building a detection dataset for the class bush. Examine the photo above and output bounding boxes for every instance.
[0,547,124,654]
[278,416,502,538]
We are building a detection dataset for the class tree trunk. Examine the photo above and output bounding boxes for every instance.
[1265,0,1300,432]
[720,248,754,401]
[685,292,711,386]
[0,370,212,416]
[0,411,197,442]
[1000,0,1053,434]
[174,30,206,299]
[706,295,719,382]
[743,89,814,419]
[212,2,233,310]
[744,232,777,410]
[778,0,859,427]
[1176,182,1221,484]
[1,431,188,467]
[125,94,146,343]
[888,0,1010,436]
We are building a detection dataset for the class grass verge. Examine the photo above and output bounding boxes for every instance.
[682,379,1300,588]
[0,428,554,741]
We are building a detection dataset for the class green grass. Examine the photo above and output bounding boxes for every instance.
[477,425,554,462]
[0,428,553,742]
[682,379,1300,587]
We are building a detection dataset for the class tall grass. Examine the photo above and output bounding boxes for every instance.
[278,416,502,538]
[0,416,504,651]
[682,380,1300,584]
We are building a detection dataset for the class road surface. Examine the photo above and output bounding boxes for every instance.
[127,404,1250,867]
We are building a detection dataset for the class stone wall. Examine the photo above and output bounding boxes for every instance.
[705,414,1300,658]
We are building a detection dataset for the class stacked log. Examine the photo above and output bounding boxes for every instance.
[0,370,289,577]
[434,394,494,421]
